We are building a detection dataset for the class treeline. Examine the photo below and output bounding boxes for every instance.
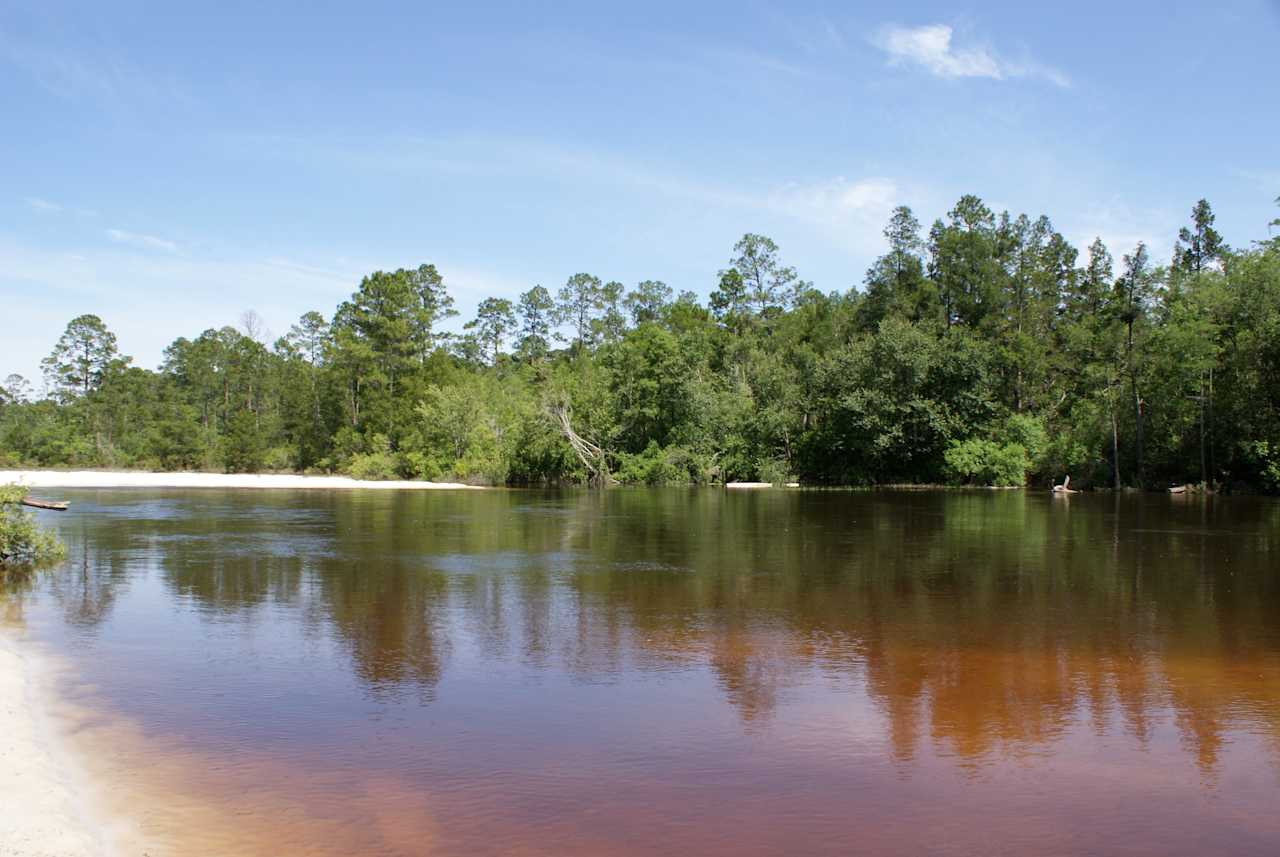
[3,196,1279,490]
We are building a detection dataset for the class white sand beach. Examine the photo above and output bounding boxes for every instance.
[0,631,118,857]
[0,470,483,491]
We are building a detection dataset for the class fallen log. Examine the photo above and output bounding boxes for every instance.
[19,497,69,511]
[545,397,615,486]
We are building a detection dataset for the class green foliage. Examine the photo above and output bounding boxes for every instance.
[347,445,401,481]
[614,441,681,485]
[40,314,125,400]
[611,441,717,485]
[0,485,67,567]
[1002,413,1047,471]
[4,198,1280,491]
[944,439,1029,487]
[756,458,791,486]
[222,410,266,473]
[1244,441,1280,492]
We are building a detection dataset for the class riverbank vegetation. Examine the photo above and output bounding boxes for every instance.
[0,485,66,568]
[2,197,1278,490]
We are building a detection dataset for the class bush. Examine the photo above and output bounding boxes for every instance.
[262,445,297,473]
[0,485,66,567]
[1245,440,1280,492]
[756,458,791,486]
[1003,413,1047,469]
[615,441,682,485]
[222,409,265,473]
[944,439,1028,486]
[347,452,400,481]
[346,435,401,481]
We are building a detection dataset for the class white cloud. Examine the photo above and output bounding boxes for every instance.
[770,177,899,217]
[763,177,903,253]
[106,228,179,253]
[1064,197,1178,269]
[875,24,1069,88]
[25,197,62,212]
[244,134,914,260]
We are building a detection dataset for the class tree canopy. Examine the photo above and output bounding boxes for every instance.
[4,196,1278,491]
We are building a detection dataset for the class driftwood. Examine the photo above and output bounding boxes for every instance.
[546,398,614,486]
[19,496,69,511]
[1052,475,1077,494]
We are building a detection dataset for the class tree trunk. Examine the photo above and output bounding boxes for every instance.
[547,399,613,486]
[1199,373,1207,486]
[1127,320,1143,487]
[1110,380,1121,490]
[20,497,68,511]
[1207,366,1215,487]
[1133,384,1143,488]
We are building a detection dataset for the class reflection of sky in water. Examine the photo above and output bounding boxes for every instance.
[6,488,1280,855]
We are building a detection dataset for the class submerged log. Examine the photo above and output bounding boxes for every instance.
[19,497,69,511]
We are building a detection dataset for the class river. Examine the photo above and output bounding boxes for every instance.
[4,488,1279,855]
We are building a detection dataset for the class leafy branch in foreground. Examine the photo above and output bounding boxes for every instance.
[0,485,66,568]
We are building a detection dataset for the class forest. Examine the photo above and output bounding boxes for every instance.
[3,195,1279,490]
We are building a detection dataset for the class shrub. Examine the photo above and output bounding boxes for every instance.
[1003,413,1047,469]
[615,441,682,485]
[347,452,400,481]
[0,485,66,567]
[346,435,401,481]
[944,439,1028,486]
[756,458,791,486]
[1245,440,1280,492]
[262,445,297,473]
[222,409,265,473]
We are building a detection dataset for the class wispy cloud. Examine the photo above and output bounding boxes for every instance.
[0,28,195,112]
[263,257,360,284]
[106,228,179,253]
[241,133,913,258]
[1064,196,1178,268]
[875,24,1070,88]
[1230,167,1280,195]
[25,196,97,216]
[25,196,62,212]
[762,177,904,254]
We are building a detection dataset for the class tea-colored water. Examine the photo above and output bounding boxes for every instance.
[6,489,1280,855]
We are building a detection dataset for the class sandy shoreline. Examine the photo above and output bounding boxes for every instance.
[0,470,483,491]
[0,627,121,857]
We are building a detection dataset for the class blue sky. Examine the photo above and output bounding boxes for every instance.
[3,1,1278,383]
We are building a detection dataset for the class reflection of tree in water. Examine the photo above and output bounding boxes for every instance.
[0,568,36,626]
[162,545,304,613]
[549,490,1280,774]
[44,538,135,631]
[51,488,1280,775]
[318,560,452,699]
[707,626,801,726]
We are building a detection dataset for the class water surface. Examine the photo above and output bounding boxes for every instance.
[6,489,1280,855]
